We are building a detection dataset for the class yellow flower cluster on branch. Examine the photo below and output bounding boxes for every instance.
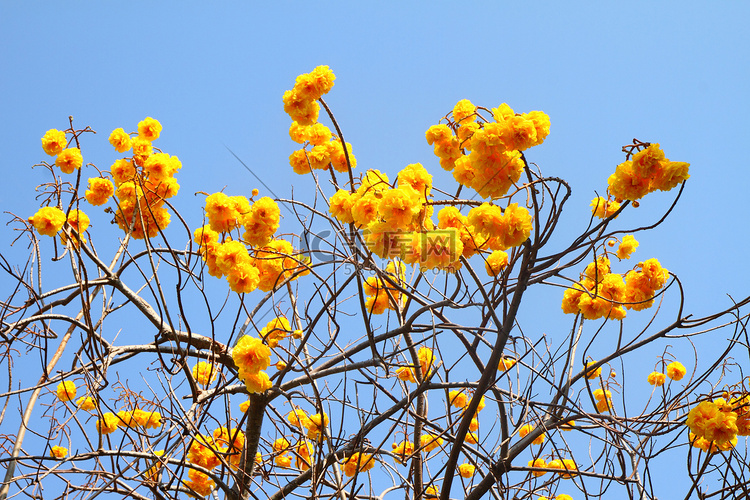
[608,142,690,201]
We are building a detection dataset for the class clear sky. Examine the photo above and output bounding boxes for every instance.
[2,2,749,498]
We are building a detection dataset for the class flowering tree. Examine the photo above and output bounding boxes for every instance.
[1,66,749,500]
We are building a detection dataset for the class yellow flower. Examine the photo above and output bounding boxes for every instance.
[239,400,250,413]
[110,159,136,186]
[596,398,612,413]
[85,178,115,206]
[391,440,414,464]
[419,433,443,452]
[616,235,639,260]
[192,362,217,386]
[138,117,162,142]
[55,148,83,174]
[453,99,477,123]
[293,65,336,101]
[41,129,67,156]
[259,316,292,348]
[647,372,666,386]
[76,396,96,411]
[458,463,476,478]
[584,360,602,379]
[282,90,319,126]
[60,209,90,247]
[590,196,621,219]
[607,160,651,201]
[287,409,309,428]
[424,485,439,499]
[485,250,509,277]
[50,446,68,459]
[56,381,76,402]
[417,347,435,378]
[560,420,576,431]
[666,361,686,381]
[306,412,329,440]
[242,197,281,247]
[295,439,314,471]
[528,458,547,477]
[498,357,517,371]
[29,207,66,237]
[519,424,545,445]
[342,452,375,477]
[397,163,433,198]
[652,160,690,191]
[546,458,563,472]
[183,468,214,497]
[108,128,132,153]
[469,417,479,432]
[97,412,120,434]
[232,335,271,375]
[631,143,665,178]
[305,123,332,146]
[226,260,260,294]
[593,388,612,402]
[131,136,153,162]
[688,401,738,446]
[241,370,272,394]
[328,139,356,173]
[132,409,162,429]
[449,390,468,409]
[396,366,416,383]
[560,458,578,479]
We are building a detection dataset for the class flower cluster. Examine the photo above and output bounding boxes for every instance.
[259,316,293,348]
[562,240,669,320]
[427,101,549,199]
[96,408,162,435]
[106,118,180,239]
[287,408,329,441]
[28,207,91,247]
[519,423,545,445]
[194,193,308,294]
[232,334,272,394]
[593,387,613,413]
[528,457,578,479]
[607,142,690,201]
[590,196,621,219]
[396,346,435,383]
[446,391,486,441]
[363,260,405,314]
[649,360,686,386]
[41,128,82,175]
[342,452,376,477]
[687,393,750,453]
[284,66,356,175]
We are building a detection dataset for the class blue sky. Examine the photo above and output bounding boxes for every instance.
[2,2,749,498]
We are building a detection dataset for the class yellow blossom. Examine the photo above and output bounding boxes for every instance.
[138,117,162,141]
[41,129,67,156]
[108,128,132,152]
[55,148,83,174]
[29,207,66,237]
[666,361,686,381]
[56,381,76,402]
